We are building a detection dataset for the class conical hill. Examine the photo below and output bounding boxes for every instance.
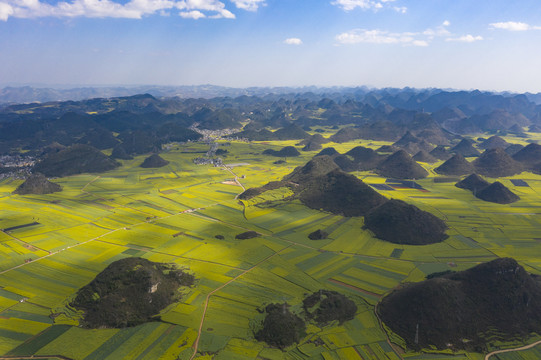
[376,150,428,179]
[475,181,520,204]
[435,154,474,176]
[13,173,62,195]
[364,199,448,245]
[455,174,489,193]
[140,154,169,168]
[472,148,523,177]
[451,139,480,157]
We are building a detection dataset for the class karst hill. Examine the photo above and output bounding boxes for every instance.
[378,258,541,352]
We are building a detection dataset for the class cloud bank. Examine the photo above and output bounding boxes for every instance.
[489,21,541,31]
[337,21,483,47]
[0,0,265,21]
[331,0,406,13]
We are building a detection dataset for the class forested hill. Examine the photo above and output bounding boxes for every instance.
[1,87,541,157]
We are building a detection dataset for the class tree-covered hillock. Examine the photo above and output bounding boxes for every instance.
[140,154,169,168]
[255,304,306,349]
[378,258,541,352]
[302,290,357,325]
[364,199,448,245]
[71,257,194,328]
[13,173,62,195]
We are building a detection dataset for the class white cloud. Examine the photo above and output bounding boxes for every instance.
[230,0,265,11]
[0,0,253,21]
[336,29,415,45]
[489,21,541,31]
[336,21,481,47]
[0,2,14,21]
[331,0,405,12]
[284,37,302,45]
[446,34,483,42]
[179,10,205,18]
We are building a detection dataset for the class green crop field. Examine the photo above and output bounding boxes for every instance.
[1,133,541,359]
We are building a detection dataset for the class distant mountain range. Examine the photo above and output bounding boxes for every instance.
[0,85,369,105]
[2,85,541,106]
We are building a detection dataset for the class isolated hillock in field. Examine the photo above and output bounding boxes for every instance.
[378,257,541,352]
[475,181,520,204]
[297,169,388,217]
[473,148,523,177]
[255,303,306,349]
[455,174,490,193]
[451,138,480,157]
[512,143,541,168]
[303,290,357,325]
[262,146,301,158]
[429,145,451,160]
[13,173,62,195]
[376,150,429,179]
[364,199,448,245]
[235,231,260,239]
[435,154,475,176]
[33,144,120,177]
[413,150,437,163]
[256,290,357,349]
[479,135,509,150]
[71,257,194,328]
[308,229,328,240]
[140,154,170,168]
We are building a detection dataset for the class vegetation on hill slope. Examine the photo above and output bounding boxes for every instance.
[378,258,541,352]
[71,257,194,328]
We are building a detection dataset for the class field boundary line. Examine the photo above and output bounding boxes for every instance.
[189,245,291,360]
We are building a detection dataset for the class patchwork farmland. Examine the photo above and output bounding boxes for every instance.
[1,134,541,359]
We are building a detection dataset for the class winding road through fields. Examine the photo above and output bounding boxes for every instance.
[485,339,541,360]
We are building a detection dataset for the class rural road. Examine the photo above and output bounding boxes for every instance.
[485,339,541,359]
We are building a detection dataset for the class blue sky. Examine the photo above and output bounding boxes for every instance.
[1,0,541,92]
